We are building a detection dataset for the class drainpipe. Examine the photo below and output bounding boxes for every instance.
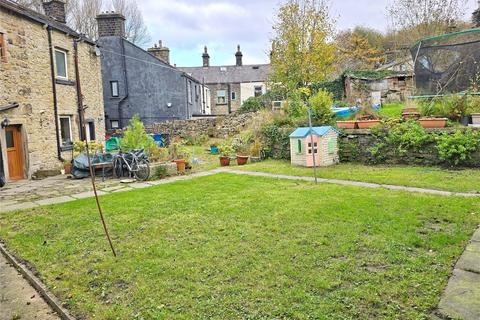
[227,83,232,114]
[118,38,129,128]
[47,26,64,161]
[185,77,189,119]
[73,39,84,140]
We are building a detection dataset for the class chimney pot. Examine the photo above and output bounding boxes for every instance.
[42,0,66,23]
[202,46,210,67]
[235,44,243,67]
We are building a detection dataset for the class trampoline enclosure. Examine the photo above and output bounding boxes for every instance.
[411,29,480,96]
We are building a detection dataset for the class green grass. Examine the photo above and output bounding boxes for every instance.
[236,160,480,193]
[1,173,479,319]
[378,103,404,118]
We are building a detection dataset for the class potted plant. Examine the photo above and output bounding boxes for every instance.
[355,106,381,129]
[472,113,480,125]
[419,117,447,128]
[169,141,189,173]
[250,139,262,163]
[63,159,72,175]
[336,120,357,129]
[219,143,233,166]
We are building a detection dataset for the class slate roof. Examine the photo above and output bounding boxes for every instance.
[289,126,339,138]
[178,64,270,84]
[0,0,95,45]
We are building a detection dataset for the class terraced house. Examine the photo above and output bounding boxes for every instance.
[0,0,105,181]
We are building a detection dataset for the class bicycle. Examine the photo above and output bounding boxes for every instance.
[113,149,150,181]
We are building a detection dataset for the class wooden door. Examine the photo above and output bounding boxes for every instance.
[5,126,25,180]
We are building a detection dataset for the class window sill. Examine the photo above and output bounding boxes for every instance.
[216,103,228,106]
[60,145,73,151]
[55,78,75,86]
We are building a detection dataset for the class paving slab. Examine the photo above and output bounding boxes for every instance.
[111,187,134,193]
[129,183,153,189]
[465,241,480,253]
[0,202,38,213]
[437,269,480,320]
[71,190,108,199]
[101,185,125,192]
[35,196,74,206]
[456,250,480,274]
[0,252,60,320]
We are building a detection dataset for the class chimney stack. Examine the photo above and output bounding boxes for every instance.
[148,40,170,64]
[42,0,66,23]
[202,46,210,67]
[235,45,243,67]
[96,12,126,38]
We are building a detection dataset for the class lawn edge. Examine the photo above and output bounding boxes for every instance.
[0,242,76,320]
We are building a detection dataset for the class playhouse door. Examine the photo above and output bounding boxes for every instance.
[305,136,320,167]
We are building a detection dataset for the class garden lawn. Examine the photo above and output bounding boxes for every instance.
[236,160,480,193]
[1,173,479,319]
[378,102,404,118]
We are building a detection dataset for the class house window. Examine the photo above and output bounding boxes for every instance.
[0,32,7,63]
[217,90,226,104]
[59,116,72,146]
[55,49,68,79]
[231,91,236,100]
[254,85,263,97]
[187,81,192,104]
[296,139,302,154]
[195,85,199,102]
[111,120,119,129]
[86,121,95,141]
[110,81,119,97]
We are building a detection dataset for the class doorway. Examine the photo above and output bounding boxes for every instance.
[5,125,25,180]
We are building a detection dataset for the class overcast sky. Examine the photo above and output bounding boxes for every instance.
[140,0,478,67]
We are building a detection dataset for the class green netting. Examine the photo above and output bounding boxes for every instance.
[411,28,480,96]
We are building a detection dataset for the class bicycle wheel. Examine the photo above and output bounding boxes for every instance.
[113,157,124,178]
[133,159,150,181]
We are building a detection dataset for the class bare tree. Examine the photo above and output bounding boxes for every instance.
[69,0,104,40]
[387,0,468,42]
[112,0,150,46]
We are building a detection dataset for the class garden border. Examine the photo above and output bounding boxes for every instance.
[0,242,76,320]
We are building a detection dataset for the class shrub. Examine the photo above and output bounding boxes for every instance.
[150,165,168,180]
[419,95,469,120]
[120,115,157,155]
[261,123,292,160]
[384,120,433,155]
[73,140,103,157]
[308,89,334,125]
[240,96,264,113]
[436,129,480,166]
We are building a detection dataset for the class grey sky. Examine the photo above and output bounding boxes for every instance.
[140,0,478,67]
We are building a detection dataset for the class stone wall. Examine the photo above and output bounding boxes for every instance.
[339,128,480,167]
[109,112,259,139]
[0,7,105,179]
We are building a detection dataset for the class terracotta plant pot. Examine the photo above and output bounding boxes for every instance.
[356,119,381,129]
[336,120,357,129]
[174,159,186,173]
[219,156,230,167]
[472,114,480,125]
[64,163,72,175]
[419,118,447,128]
[236,155,249,165]
[402,107,418,113]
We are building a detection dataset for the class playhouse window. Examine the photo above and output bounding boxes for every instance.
[328,139,335,154]
[308,141,318,154]
[296,139,302,153]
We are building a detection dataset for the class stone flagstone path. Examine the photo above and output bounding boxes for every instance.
[1,168,478,319]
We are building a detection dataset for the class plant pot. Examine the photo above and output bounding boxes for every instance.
[210,146,219,154]
[402,107,418,113]
[336,121,357,129]
[472,114,480,125]
[356,119,381,129]
[419,118,447,128]
[64,163,72,175]
[236,155,249,165]
[460,115,471,126]
[174,159,186,173]
[219,156,230,166]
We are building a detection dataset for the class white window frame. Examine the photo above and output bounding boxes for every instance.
[217,90,226,104]
[59,116,73,146]
[110,81,119,97]
[187,80,193,104]
[54,48,68,79]
[111,120,120,129]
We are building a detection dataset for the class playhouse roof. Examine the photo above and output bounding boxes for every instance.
[289,126,339,138]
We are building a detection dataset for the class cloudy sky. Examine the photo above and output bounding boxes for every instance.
[140,0,478,67]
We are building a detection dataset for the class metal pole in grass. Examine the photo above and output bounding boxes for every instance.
[306,99,318,184]
[74,39,117,257]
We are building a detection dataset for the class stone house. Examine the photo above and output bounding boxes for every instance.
[96,13,209,129]
[179,46,270,115]
[0,0,105,181]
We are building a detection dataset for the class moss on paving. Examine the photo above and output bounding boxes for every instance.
[237,160,480,193]
[0,173,479,319]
